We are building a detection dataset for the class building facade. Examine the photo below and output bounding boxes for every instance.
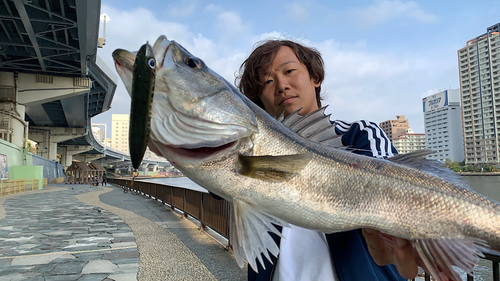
[379,115,410,141]
[91,123,106,144]
[458,22,500,165]
[423,90,465,163]
[392,129,426,154]
[111,114,129,153]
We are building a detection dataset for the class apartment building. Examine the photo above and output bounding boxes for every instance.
[423,90,465,163]
[111,114,129,153]
[458,22,500,165]
[392,128,426,154]
[379,115,410,141]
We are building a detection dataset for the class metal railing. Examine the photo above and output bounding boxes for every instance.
[108,177,499,281]
[410,250,499,281]
[108,178,230,241]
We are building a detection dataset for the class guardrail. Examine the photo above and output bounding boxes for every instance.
[108,178,230,242]
[108,177,499,281]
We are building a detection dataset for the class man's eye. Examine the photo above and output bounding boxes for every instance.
[286,69,295,74]
[264,79,273,85]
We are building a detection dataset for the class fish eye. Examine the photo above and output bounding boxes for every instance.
[148,58,155,68]
[185,57,201,69]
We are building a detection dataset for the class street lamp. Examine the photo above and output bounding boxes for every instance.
[98,13,110,48]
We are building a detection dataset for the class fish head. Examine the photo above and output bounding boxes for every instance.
[113,35,258,165]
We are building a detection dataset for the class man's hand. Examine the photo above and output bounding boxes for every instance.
[362,228,418,279]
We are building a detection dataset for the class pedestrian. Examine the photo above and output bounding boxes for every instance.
[237,39,417,281]
[102,173,107,186]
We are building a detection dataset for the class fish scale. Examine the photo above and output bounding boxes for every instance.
[113,35,500,281]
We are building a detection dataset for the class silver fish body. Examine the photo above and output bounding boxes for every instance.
[113,35,500,281]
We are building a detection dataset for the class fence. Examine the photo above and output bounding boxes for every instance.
[108,177,500,281]
[108,178,231,242]
[0,179,40,196]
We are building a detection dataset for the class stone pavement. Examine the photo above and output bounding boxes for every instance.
[0,183,247,281]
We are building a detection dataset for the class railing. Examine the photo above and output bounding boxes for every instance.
[0,179,40,196]
[108,178,230,242]
[108,177,500,281]
[413,253,499,281]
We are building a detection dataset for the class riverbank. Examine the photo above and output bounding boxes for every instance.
[458,172,500,176]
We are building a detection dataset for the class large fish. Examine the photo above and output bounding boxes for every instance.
[113,35,500,281]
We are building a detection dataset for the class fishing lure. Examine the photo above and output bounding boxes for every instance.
[129,42,156,185]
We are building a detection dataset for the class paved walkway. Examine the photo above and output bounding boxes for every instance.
[0,183,247,281]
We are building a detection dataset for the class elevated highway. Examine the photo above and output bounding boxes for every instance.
[0,0,168,173]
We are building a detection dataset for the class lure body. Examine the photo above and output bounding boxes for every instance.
[129,43,156,170]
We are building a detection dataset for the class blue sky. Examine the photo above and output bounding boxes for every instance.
[92,0,500,137]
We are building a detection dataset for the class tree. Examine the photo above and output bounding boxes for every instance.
[483,164,491,172]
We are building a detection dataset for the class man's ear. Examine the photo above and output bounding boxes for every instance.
[313,77,321,87]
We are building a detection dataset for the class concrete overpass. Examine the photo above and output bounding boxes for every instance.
[0,0,169,173]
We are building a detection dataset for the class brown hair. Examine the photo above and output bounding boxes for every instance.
[236,40,325,109]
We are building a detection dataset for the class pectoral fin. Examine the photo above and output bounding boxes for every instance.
[230,199,289,271]
[238,153,312,181]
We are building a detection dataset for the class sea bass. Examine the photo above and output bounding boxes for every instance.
[113,35,500,281]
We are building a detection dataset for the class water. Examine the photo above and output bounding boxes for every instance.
[137,177,208,193]
[457,175,500,281]
[462,175,500,202]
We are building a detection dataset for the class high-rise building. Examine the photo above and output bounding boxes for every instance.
[111,114,129,153]
[423,90,465,163]
[392,128,426,154]
[379,115,410,141]
[458,22,500,165]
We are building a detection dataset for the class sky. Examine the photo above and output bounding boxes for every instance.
[92,0,500,137]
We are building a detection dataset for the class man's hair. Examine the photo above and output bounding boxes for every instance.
[236,39,325,109]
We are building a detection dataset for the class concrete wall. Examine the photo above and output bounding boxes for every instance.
[0,138,61,185]
[9,166,43,189]
[0,138,30,169]
[32,154,64,180]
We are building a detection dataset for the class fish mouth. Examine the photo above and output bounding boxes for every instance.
[171,141,238,160]
[151,138,241,162]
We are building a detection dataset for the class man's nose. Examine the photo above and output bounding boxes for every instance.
[276,77,290,94]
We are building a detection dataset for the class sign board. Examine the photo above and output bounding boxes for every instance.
[423,90,449,112]
[0,154,8,179]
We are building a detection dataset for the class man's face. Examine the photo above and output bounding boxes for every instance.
[259,46,320,118]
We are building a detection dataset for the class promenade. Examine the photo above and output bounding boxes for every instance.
[0,183,247,281]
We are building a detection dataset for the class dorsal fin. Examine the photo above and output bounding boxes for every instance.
[388,150,470,190]
[279,106,344,148]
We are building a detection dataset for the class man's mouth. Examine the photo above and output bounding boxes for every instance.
[279,96,297,105]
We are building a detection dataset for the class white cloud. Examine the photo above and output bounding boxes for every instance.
[204,4,223,13]
[313,38,452,132]
[351,0,437,27]
[286,2,309,22]
[214,11,252,41]
[168,2,197,18]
